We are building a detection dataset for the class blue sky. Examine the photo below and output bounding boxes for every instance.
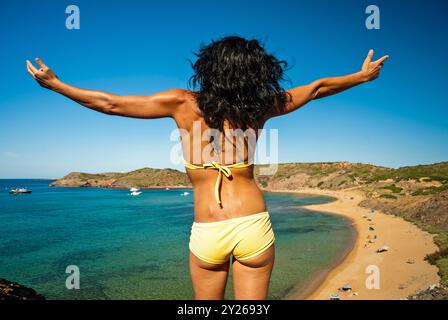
[0,0,447,178]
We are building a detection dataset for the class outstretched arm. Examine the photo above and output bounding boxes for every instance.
[26,58,186,119]
[273,50,389,117]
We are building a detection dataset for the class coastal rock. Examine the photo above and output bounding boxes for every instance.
[409,282,448,300]
[0,279,45,300]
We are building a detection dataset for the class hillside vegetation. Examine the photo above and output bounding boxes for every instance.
[50,167,191,188]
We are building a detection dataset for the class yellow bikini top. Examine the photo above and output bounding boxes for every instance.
[183,159,253,206]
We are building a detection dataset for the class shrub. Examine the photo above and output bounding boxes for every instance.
[379,194,397,200]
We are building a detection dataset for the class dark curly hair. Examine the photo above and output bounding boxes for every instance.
[189,36,290,131]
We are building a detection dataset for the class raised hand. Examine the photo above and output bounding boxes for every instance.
[361,49,389,81]
[26,58,60,89]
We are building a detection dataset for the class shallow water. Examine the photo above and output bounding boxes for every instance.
[0,179,354,299]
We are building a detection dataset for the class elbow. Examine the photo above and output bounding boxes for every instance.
[104,105,119,116]
[309,80,323,100]
[100,94,120,115]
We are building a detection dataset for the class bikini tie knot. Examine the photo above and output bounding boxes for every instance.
[203,161,233,206]
[183,159,253,207]
[203,161,232,178]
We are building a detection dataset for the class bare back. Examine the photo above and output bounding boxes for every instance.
[174,91,267,222]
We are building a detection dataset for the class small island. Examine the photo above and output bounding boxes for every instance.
[50,167,192,189]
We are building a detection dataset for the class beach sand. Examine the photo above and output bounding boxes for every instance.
[271,188,440,300]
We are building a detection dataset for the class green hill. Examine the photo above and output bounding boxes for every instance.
[50,167,191,188]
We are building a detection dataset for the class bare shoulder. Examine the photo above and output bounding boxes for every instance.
[150,88,196,111]
[158,88,194,105]
[176,88,200,109]
[168,88,201,122]
[151,88,189,104]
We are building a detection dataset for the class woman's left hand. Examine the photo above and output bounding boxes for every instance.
[26,58,60,90]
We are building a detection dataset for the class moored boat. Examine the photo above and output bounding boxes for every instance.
[9,188,32,194]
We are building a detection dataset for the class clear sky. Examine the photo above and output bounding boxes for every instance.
[0,0,447,178]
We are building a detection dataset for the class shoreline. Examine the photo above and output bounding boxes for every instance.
[284,213,357,300]
[267,188,440,300]
[49,184,192,190]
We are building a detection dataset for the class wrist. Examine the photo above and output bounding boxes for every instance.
[357,71,370,83]
[50,78,65,92]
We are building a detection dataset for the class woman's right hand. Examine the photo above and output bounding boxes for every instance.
[26,58,61,90]
[361,49,389,82]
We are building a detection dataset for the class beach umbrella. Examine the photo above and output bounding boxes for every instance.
[330,293,341,300]
[342,283,352,291]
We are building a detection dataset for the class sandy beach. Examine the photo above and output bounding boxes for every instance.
[270,188,440,300]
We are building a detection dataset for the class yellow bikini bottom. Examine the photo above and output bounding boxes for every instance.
[189,211,275,264]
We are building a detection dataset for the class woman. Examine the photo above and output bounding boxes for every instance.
[26,36,388,300]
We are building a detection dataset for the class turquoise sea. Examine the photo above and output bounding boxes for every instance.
[0,179,354,299]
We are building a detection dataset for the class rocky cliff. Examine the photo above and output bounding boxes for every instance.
[0,279,45,300]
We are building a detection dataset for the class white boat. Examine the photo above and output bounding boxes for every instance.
[181,191,190,196]
[130,191,142,196]
[9,188,32,194]
[165,187,170,190]
[129,187,140,192]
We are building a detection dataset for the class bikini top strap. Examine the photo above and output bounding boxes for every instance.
[183,159,205,170]
[183,159,254,206]
[183,159,253,169]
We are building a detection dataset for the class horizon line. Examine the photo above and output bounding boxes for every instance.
[2,159,447,180]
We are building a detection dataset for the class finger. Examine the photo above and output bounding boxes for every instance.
[35,57,48,69]
[26,64,36,79]
[26,60,38,74]
[374,55,389,65]
[363,49,374,68]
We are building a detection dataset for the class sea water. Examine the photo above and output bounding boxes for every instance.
[0,179,354,299]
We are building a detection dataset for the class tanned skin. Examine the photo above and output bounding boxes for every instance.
[26,50,388,299]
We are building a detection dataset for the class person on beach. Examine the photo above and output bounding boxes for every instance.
[26,36,388,299]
